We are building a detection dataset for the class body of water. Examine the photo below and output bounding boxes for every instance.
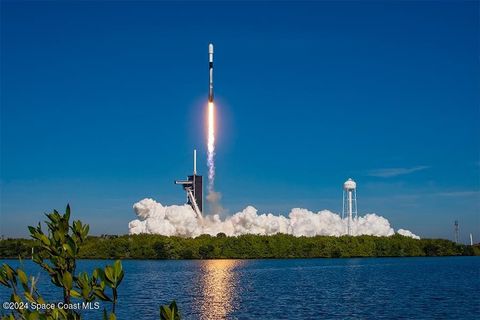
[1,257,479,319]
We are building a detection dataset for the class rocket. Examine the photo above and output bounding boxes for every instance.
[209,43,214,102]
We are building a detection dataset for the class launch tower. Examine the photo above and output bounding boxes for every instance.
[175,150,203,217]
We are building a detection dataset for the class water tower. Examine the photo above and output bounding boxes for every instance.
[342,178,358,236]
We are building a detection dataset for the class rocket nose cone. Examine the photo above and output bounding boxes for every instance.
[209,43,214,54]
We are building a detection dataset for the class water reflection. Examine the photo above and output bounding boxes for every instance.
[194,260,244,320]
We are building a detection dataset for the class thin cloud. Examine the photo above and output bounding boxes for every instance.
[435,191,480,197]
[367,166,429,178]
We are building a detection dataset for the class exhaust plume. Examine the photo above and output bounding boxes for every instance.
[206,101,223,215]
[207,101,215,192]
[206,190,224,216]
[128,198,420,239]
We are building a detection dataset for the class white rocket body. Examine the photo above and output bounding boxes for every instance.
[209,43,214,102]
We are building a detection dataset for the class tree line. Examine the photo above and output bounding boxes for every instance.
[1,233,478,260]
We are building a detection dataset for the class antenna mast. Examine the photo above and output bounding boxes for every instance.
[454,220,459,244]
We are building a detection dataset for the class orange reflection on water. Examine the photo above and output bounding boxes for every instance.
[197,259,243,320]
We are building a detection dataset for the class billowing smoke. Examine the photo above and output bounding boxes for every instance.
[206,190,224,216]
[397,228,420,240]
[128,198,420,239]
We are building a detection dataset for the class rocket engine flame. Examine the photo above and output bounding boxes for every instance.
[207,101,215,192]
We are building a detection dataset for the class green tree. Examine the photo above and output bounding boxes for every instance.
[0,205,124,320]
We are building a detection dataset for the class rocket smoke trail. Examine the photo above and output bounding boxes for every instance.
[207,43,216,193]
[207,101,215,192]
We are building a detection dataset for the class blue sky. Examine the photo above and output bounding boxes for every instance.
[1,1,478,241]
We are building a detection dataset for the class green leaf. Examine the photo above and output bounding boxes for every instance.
[73,220,82,234]
[78,271,89,283]
[4,264,15,281]
[81,287,90,299]
[160,306,173,320]
[38,234,50,246]
[83,225,90,237]
[109,313,116,320]
[17,269,28,285]
[169,300,179,317]
[160,301,179,320]
[70,289,82,298]
[62,272,73,290]
[104,266,115,284]
[65,204,71,221]
[28,226,36,236]
[117,270,124,286]
[113,260,122,278]
[93,289,112,301]
[67,237,78,253]
[93,268,104,281]
[63,243,74,257]
[28,312,40,320]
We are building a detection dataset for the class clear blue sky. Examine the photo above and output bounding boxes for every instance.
[1,1,478,241]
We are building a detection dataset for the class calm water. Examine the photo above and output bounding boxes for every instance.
[1,257,479,319]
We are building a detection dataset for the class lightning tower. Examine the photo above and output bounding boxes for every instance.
[454,220,459,243]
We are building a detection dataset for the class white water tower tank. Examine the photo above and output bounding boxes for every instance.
[342,178,358,236]
[344,178,357,191]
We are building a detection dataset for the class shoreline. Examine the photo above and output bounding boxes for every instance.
[1,255,479,261]
[2,234,478,259]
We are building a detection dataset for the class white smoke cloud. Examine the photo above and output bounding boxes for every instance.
[397,228,421,239]
[206,190,224,216]
[128,198,420,239]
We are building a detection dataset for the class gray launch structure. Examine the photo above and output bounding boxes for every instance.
[175,150,203,217]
